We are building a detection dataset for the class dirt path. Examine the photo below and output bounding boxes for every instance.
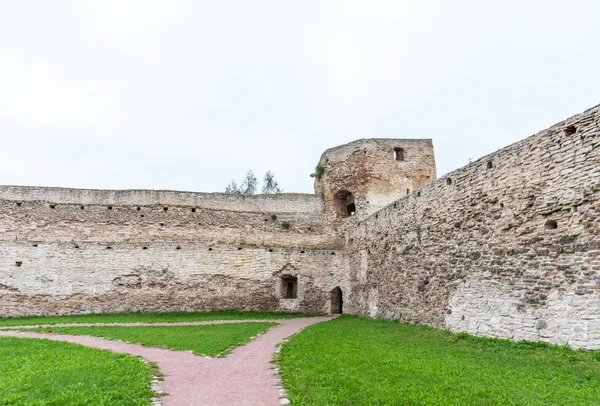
[0,316,333,406]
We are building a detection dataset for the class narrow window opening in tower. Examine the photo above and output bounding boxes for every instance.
[334,190,355,218]
[394,147,405,161]
[281,276,298,299]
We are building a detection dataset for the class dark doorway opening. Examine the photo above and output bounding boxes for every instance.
[330,287,343,314]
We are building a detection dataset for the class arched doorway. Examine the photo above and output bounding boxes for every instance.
[330,287,343,314]
[333,190,355,217]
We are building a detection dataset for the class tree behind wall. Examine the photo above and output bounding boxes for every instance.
[224,170,283,194]
[262,170,283,194]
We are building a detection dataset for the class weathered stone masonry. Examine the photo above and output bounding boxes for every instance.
[0,190,349,316]
[345,104,600,349]
[1,104,599,349]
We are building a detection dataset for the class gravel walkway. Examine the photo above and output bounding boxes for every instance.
[0,316,334,406]
[0,319,312,330]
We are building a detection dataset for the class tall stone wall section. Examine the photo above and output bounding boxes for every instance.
[0,242,348,316]
[346,105,600,349]
[0,187,349,316]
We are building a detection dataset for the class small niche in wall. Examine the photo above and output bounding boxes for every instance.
[142,246,148,250]
[49,204,56,209]
[446,178,452,185]
[394,147,405,161]
[159,223,165,226]
[208,247,213,251]
[191,208,196,213]
[80,205,85,210]
[108,206,113,210]
[15,261,22,267]
[564,125,577,136]
[32,243,38,247]
[16,202,22,207]
[417,191,421,197]
[106,246,112,249]
[545,219,558,230]
[74,245,79,249]
[176,246,181,250]
[137,207,141,211]
[281,276,298,299]
[406,189,410,195]
[237,247,242,250]
[487,161,493,169]
[163,207,168,211]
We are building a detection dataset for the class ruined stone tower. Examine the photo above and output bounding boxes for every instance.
[314,139,436,222]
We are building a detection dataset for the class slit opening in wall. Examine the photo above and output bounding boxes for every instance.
[564,125,577,136]
[394,147,405,162]
[281,276,298,299]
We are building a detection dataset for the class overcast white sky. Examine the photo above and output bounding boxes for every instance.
[1,1,599,194]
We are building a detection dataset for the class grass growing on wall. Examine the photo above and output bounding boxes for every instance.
[31,322,277,357]
[0,337,154,405]
[0,310,310,327]
[278,315,600,405]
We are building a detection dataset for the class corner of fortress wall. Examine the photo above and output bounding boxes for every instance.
[1,103,599,349]
[346,103,600,349]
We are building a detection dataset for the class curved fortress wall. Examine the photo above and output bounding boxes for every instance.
[346,105,600,349]
[0,189,349,316]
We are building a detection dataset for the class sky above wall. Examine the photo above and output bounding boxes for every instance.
[1,1,599,194]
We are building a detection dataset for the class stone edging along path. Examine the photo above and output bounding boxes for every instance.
[0,316,334,406]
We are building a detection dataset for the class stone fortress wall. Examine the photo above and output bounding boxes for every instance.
[0,188,348,316]
[1,104,599,349]
[345,104,600,349]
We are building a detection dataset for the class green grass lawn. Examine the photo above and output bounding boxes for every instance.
[31,322,277,356]
[278,315,600,405]
[0,310,311,327]
[0,336,154,405]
